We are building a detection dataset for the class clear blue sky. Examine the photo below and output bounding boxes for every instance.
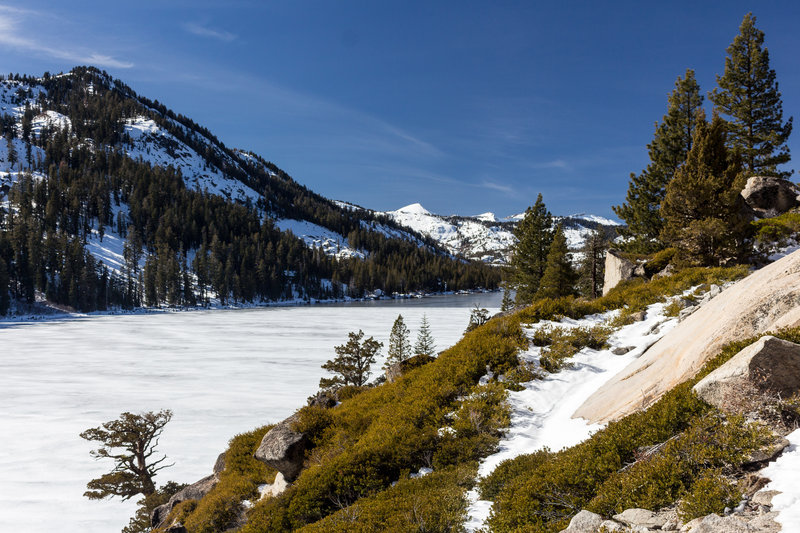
[1,1,799,219]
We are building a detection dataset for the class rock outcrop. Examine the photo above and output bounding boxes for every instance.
[385,354,435,383]
[741,176,800,218]
[559,510,604,532]
[151,474,219,528]
[693,336,800,412]
[254,414,308,482]
[602,250,637,296]
[574,248,800,424]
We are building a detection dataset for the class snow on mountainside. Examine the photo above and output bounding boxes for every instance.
[377,203,621,265]
[122,116,261,204]
[0,71,617,278]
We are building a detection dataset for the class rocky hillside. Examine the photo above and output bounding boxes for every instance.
[145,232,800,532]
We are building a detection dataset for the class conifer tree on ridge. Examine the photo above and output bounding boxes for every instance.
[710,12,793,177]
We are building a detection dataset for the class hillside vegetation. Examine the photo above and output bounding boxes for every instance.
[154,265,752,532]
[0,68,499,315]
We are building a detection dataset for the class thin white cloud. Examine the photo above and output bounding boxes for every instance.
[183,22,236,42]
[481,181,515,194]
[0,6,133,68]
[534,158,570,169]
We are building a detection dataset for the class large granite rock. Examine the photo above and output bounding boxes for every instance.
[559,510,604,532]
[680,514,754,532]
[613,508,667,529]
[693,336,800,411]
[603,250,637,296]
[574,248,800,424]
[151,474,219,528]
[741,176,800,218]
[254,414,307,482]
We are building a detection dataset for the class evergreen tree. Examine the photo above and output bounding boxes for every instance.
[710,13,793,177]
[536,225,577,300]
[79,410,173,500]
[510,193,553,304]
[0,257,9,315]
[500,287,514,312]
[614,69,703,252]
[579,228,607,299]
[414,314,436,357]
[385,314,411,368]
[320,330,383,389]
[661,111,750,265]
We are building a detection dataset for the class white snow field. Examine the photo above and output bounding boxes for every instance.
[762,428,800,530]
[0,292,500,533]
[465,299,682,531]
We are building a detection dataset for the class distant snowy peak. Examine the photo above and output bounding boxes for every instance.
[394,202,431,216]
[378,203,621,265]
[567,213,622,226]
[475,212,498,223]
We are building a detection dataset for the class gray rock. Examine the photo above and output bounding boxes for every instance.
[603,250,637,296]
[741,176,800,218]
[663,519,679,531]
[560,509,604,532]
[630,310,648,322]
[213,452,226,475]
[307,390,337,408]
[612,346,636,355]
[744,437,789,466]
[151,474,218,528]
[751,490,780,507]
[599,520,627,532]
[613,508,667,529]
[693,335,800,412]
[680,514,753,532]
[653,263,676,279]
[254,414,308,481]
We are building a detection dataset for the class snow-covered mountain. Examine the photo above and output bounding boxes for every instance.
[363,202,621,265]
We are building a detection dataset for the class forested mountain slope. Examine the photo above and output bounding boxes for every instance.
[0,67,500,314]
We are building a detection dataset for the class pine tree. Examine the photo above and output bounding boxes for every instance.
[500,287,514,312]
[385,314,411,368]
[579,228,607,299]
[0,257,9,315]
[510,193,553,304]
[614,69,703,251]
[320,330,383,389]
[661,111,750,265]
[414,314,436,357]
[536,224,577,300]
[710,13,793,177]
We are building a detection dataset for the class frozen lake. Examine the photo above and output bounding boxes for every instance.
[0,292,501,533]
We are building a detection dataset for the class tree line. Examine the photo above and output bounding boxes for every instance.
[0,70,500,314]
[614,13,792,264]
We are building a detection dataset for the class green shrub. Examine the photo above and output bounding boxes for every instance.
[678,470,739,522]
[298,464,475,533]
[160,425,276,533]
[753,212,800,247]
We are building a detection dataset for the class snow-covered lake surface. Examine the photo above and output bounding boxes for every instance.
[0,292,500,533]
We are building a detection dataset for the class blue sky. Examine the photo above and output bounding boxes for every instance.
[1,1,799,218]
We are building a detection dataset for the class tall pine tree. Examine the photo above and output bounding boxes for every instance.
[510,193,553,304]
[614,69,703,252]
[660,111,750,266]
[414,314,436,357]
[710,13,793,177]
[385,314,411,368]
[536,225,577,300]
[578,228,607,299]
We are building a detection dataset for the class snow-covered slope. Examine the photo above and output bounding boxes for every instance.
[379,203,621,265]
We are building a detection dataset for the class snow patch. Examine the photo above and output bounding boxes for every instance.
[762,428,800,529]
[275,219,367,260]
